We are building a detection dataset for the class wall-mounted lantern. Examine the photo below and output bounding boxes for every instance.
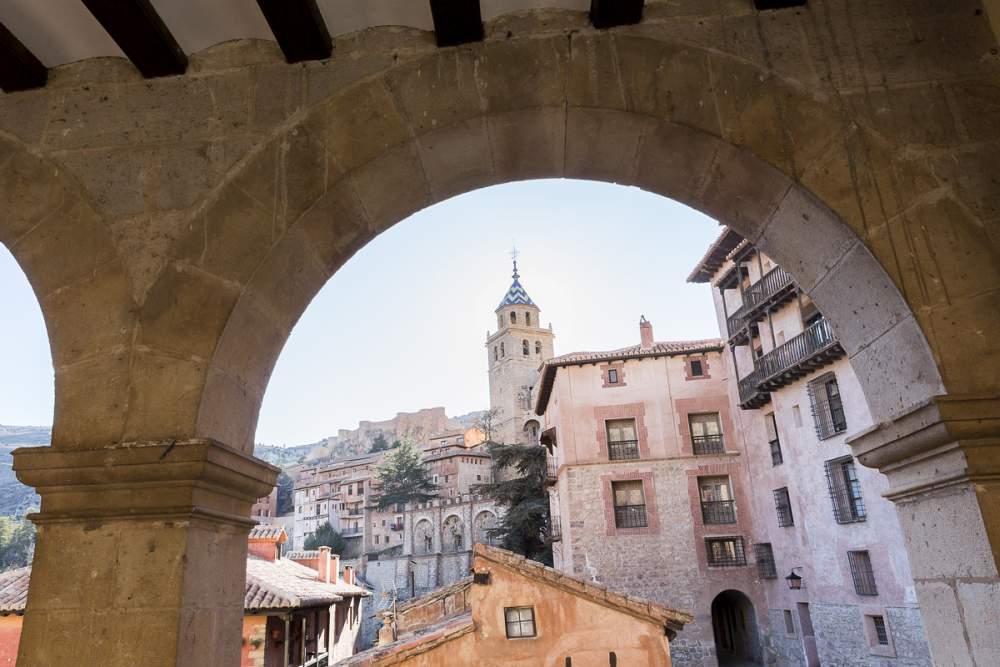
[786,567,803,590]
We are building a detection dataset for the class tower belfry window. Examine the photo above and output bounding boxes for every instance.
[510,312,516,324]
[501,342,505,357]
[526,312,531,326]
[522,339,529,356]
[535,341,541,355]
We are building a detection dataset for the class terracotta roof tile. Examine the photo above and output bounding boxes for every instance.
[248,524,286,541]
[340,612,474,666]
[687,226,745,283]
[0,567,29,615]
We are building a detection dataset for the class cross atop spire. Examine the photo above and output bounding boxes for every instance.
[509,244,520,280]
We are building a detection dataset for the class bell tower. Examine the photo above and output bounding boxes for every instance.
[485,252,555,445]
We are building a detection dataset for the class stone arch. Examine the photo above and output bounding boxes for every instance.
[413,518,433,555]
[710,589,762,665]
[442,514,464,552]
[474,510,497,546]
[523,419,541,446]
[0,135,136,449]
[123,25,952,453]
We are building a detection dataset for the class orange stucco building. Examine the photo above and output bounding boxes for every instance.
[343,543,691,666]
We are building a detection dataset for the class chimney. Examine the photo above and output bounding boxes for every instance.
[247,526,286,563]
[343,565,354,586]
[317,546,332,583]
[639,316,654,349]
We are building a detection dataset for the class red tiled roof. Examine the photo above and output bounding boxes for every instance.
[248,524,286,541]
[534,338,724,414]
[0,567,29,616]
[339,611,474,666]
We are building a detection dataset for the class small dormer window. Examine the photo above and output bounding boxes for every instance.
[525,312,531,326]
[510,312,517,324]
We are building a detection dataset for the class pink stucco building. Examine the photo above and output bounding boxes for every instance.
[535,318,763,666]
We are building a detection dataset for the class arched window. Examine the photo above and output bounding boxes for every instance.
[498,315,503,328]
[522,339,529,356]
[525,312,532,326]
[500,342,505,357]
[535,341,541,355]
[510,311,517,324]
[494,346,498,361]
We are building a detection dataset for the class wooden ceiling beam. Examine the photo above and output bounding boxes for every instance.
[754,0,807,9]
[590,0,644,29]
[429,0,484,48]
[256,0,332,63]
[0,22,47,92]
[81,0,186,78]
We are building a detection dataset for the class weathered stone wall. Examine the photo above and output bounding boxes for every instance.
[810,603,931,666]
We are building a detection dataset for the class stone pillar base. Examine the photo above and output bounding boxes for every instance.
[12,439,278,667]
[848,394,1000,666]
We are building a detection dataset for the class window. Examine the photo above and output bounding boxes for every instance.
[765,412,783,465]
[522,339,529,355]
[808,373,847,439]
[606,419,639,460]
[848,550,878,596]
[611,480,647,528]
[433,474,439,484]
[699,477,735,524]
[607,368,619,384]
[825,457,866,523]
[493,346,498,361]
[525,312,531,326]
[500,342,505,357]
[871,615,889,646]
[689,413,724,454]
[504,607,536,638]
[705,537,747,567]
[783,609,796,635]
[535,341,542,355]
[374,535,380,544]
[773,487,794,527]
[690,359,704,376]
[753,543,777,578]
[510,311,517,324]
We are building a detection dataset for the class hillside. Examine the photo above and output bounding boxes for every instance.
[0,426,47,517]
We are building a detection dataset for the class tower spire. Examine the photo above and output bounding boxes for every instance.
[509,244,520,280]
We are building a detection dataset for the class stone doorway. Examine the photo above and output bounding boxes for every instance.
[711,590,761,667]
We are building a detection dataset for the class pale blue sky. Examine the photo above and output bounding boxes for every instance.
[0,179,723,445]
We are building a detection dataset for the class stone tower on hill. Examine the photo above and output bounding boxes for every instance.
[485,257,555,445]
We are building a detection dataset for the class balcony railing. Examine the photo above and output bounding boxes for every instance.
[545,459,558,485]
[549,516,562,542]
[726,304,748,339]
[389,522,404,532]
[613,504,648,529]
[341,527,363,537]
[701,499,737,524]
[743,266,794,312]
[608,440,640,461]
[692,434,725,455]
[738,318,843,409]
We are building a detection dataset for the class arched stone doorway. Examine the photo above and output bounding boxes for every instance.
[711,590,761,666]
[0,5,995,665]
[523,419,541,446]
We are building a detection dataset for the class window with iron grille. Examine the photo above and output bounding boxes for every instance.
[607,368,619,384]
[612,480,647,528]
[765,412,783,465]
[699,476,736,524]
[825,457,866,523]
[753,543,777,578]
[871,615,889,646]
[773,487,794,527]
[848,550,878,596]
[689,412,725,455]
[504,607,536,638]
[807,372,847,440]
[705,536,747,567]
[606,419,639,460]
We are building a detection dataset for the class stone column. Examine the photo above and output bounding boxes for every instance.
[848,395,999,666]
[13,439,277,667]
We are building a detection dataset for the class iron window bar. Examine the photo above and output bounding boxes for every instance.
[773,488,794,527]
[613,504,648,529]
[706,537,747,567]
[848,550,878,596]
[753,543,778,578]
[692,434,725,455]
[872,616,890,645]
[825,458,866,523]
[608,439,640,461]
[700,499,737,525]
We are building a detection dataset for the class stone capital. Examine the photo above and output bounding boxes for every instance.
[847,394,1000,501]
[12,439,279,526]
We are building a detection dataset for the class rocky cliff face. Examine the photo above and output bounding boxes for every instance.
[303,407,462,463]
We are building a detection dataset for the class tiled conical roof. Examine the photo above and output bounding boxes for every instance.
[495,260,536,311]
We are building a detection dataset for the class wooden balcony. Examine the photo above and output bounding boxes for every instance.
[738,318,844,409]
[743,266,796,315]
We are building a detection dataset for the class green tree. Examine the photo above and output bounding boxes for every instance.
[0,516,35,571]
[304,522,347,553]
[477,442,552,565]
[369,437,438,510]
[369,432,393,453]
[275,471,294,516]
